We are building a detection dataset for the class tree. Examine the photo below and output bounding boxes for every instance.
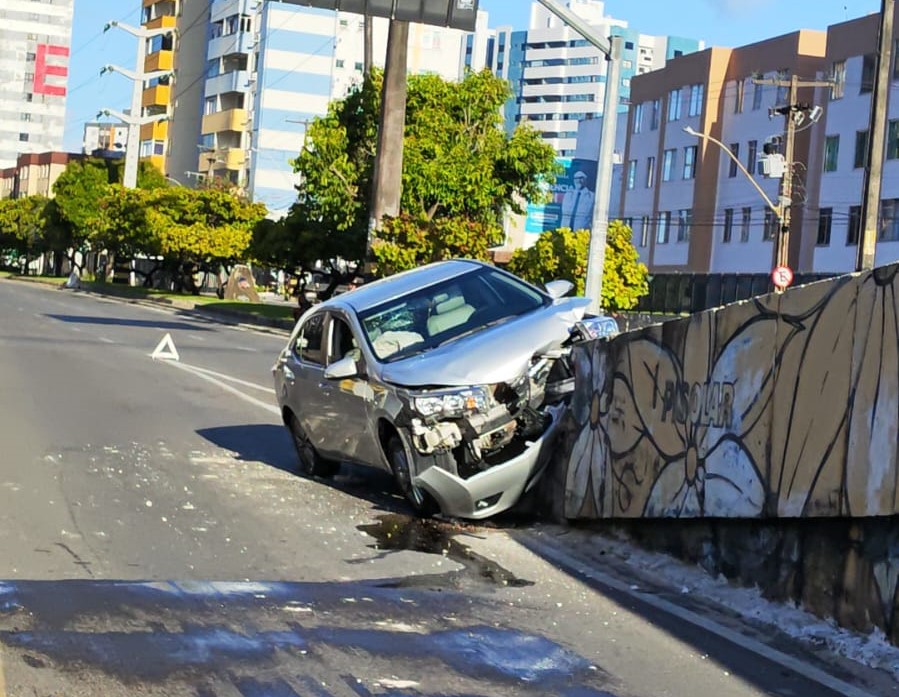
[507,221,649,312]
[261,69,560,291]
[0,196,53,274]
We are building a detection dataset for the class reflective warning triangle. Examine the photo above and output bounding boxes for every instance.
[151,333,180,361]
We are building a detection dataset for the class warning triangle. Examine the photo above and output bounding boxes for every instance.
[151,333,180,361]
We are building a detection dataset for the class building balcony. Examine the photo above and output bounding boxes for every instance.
[211,0,258,23]
[210,147,245,170]
[145,49,174,72]
[143,14,176,31]
[140,120,169,142]
[201,108,247,135]
[204,70,251,97]
[143,0,174,8]
[140,154,166,172]
[142,84,171,108]
[208,32,255,60]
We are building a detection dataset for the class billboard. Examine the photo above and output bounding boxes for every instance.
[525,157,598,235]
[277,0,479,31]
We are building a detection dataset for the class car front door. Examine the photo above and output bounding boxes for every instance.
[316,313,378,463]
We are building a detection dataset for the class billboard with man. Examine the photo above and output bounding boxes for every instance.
[525,157,598,235]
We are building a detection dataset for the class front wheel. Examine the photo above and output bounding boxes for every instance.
[287,413,339,478]
[387,434,438,517]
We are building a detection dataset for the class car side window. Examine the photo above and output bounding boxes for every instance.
[295,312,325,365]
[328,316,361,365]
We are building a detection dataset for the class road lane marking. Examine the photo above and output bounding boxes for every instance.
[169,363,275,395]
[518,533,878,697]
[99,337,115,344]
[163,361,280,417]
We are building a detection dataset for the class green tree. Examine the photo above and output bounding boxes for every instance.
[0,196,52,274]
[507,221,649,312]
[261,69,559,290]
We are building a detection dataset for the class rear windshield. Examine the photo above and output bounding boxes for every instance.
[357,267,550,362]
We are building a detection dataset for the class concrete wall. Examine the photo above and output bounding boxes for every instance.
[552,263,899,643]
[560,262,899,520]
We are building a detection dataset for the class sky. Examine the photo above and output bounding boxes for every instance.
[63,0,880,152]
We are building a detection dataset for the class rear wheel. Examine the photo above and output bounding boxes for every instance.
[387,434,438,517]
[287,413,339,478]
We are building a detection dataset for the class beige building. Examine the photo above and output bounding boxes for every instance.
[0,151,81,199]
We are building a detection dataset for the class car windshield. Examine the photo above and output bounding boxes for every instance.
[357,266,551,362]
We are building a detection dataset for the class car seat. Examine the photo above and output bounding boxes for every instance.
[427,295,475,336]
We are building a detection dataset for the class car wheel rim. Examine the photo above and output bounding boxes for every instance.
[393,443,425,507]
[290,418,315,471]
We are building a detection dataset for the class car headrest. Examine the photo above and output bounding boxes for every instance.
[435,295,466,315]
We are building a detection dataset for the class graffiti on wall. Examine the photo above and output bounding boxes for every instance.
[562,262,899,520]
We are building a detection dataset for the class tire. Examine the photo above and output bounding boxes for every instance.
[287,413,339,478]
[387,434,438,517]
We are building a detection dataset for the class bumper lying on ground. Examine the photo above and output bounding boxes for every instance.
[413,405,563,519]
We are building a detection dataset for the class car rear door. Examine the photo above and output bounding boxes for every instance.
[279,311,330,451]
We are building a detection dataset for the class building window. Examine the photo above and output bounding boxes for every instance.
[763,209,779,241]
[855,130,869,169]
[894,39,899,79]
[18,133,28,142]
[662,149,676,181]
[336,59,345,68]
[683,145,697,179]
[816,208,833,246]
[880,199,899,241]
[650,99,660,130]
[646,156,655,187]
[667,88,681,121]
[625,40,634,50]
[355,62,363,71]
[847,205,861,245]
[626,159,637,190]
[640,215,650,247]
[728,143,739,177]
[888,120,899,159]
[688,83,704,117]
[204,97,216,115]
[676,209,692,242]
[831,60,846,100]
[747,140,758,174]
[723,208,734,243]
[657,211,671,243]
[740,207,752,242]
[775,70,789,104]
[861,54,876,94]
[752,81,763,110]
[824,135,840,172]
[633,103,643,134]
[734,79,744,113]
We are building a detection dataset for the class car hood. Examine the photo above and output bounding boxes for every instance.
[379,297,590,388]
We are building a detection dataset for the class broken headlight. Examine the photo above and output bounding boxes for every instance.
[411,386,490,419]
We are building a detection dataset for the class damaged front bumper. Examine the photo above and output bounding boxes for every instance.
[412,404,564,519]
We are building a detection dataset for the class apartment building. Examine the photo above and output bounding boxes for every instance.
[0,0,74,169]
[0,151,80,199]
[804,12,899,272]
[490,1,702,157]
[617,31,828,273]
[82,122,129,157]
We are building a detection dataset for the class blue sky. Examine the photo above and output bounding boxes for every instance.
[64,0,879,151]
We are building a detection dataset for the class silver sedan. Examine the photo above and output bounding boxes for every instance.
[272,259,606,519]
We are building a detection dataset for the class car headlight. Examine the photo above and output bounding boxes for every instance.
[412,387,490,419]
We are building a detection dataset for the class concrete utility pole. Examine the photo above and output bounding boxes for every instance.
[367,19,410,253]
[363,14,374,77]
[535,0,621,314]
[752,74,832,271]
[101,21,174,189]
[858,0,894,271]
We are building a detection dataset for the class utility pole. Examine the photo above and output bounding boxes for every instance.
[535,0,621,314]
[367,19,409,254]
[858,0,894,271]
[752,74,832,272]
[100,21,174,189]
[363,14,374,77]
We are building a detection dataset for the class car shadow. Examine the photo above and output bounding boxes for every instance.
[195,424,412,516]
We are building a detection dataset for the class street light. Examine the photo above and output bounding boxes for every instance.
[683,126,783,221]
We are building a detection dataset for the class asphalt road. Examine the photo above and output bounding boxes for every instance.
[0,278,893,697]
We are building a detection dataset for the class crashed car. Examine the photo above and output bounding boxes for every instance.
[272,259,615,519]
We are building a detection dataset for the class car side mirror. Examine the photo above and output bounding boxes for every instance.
[323,355,359,380]
[545,279,574,299]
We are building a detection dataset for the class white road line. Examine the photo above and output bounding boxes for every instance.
[99,337,115,344]
[71,326,82,333]
[170,362,275,395]
[519,533,877,697]
[188,334,207,342]
[162,360,280,416]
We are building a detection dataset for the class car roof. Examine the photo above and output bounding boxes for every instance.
[322,259,488,314]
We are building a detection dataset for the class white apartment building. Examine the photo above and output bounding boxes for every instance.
[82,122,129,157]
[0,0,74,169]
[504,0,703,157]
